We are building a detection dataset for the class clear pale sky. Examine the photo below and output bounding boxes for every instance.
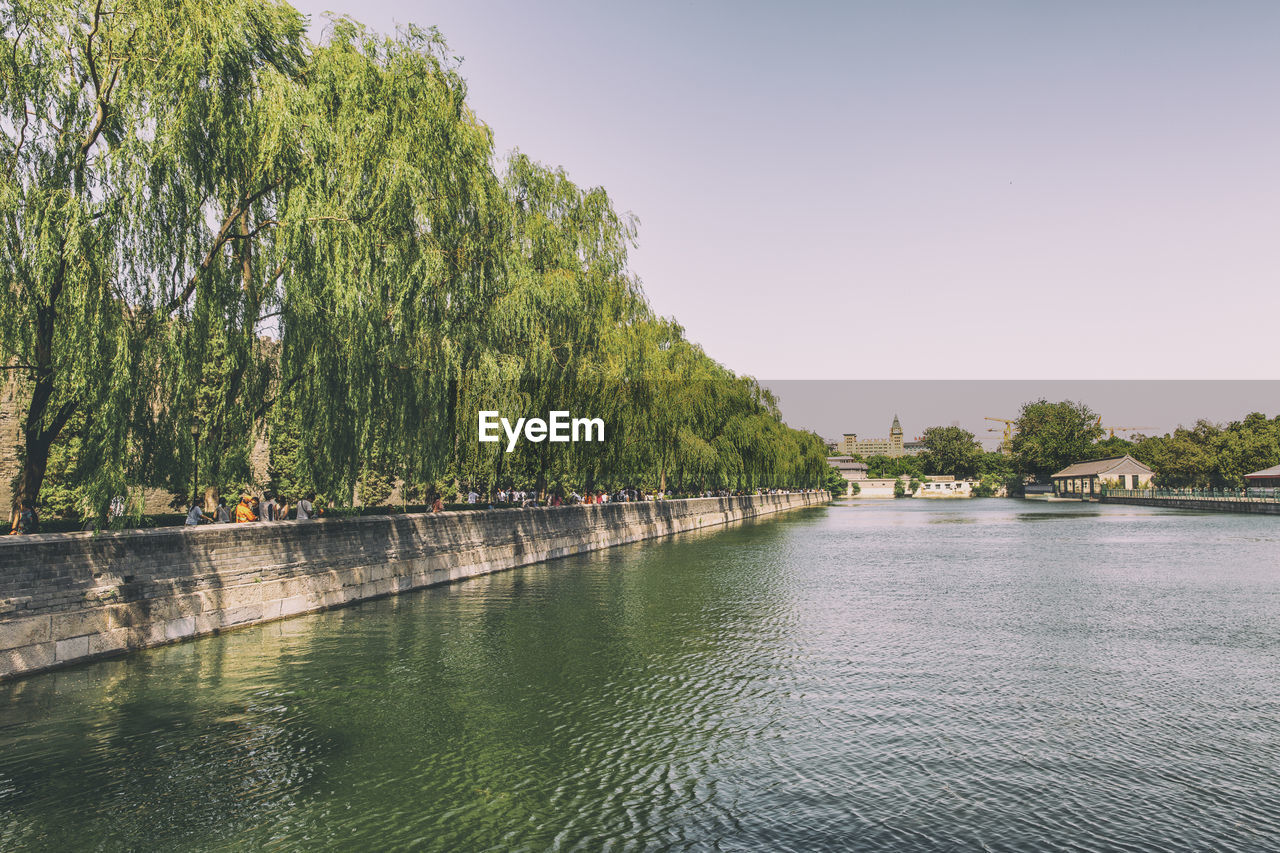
[288,1,1279,382]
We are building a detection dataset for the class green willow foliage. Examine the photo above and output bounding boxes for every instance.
[1,1,827,522]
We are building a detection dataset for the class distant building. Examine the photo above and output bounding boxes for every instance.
[1051,455,1154,497]
[917,475,976,498]
[839,473,976,499]
[840,415,924,458]
[827,456,869,494]
[848,478,900,498]
[828,456,869,480]
[1245,464,1280,488]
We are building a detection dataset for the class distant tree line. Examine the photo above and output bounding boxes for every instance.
[843,400,1280,494]
[1,2,829,525]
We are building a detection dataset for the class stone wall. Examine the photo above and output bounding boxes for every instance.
[0,492,827,680]
[848,478,900,499]
[0,374,23,513]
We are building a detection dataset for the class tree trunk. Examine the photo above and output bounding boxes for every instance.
[11,289,78,528]
[446,376,460,499]
[11,372,76,529]
[12,433,50,529]
[536,440,549,500]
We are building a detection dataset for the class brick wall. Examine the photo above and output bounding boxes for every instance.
[0,492,827,680]
[0,374,23,513]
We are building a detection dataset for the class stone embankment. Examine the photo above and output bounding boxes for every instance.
[0,492,826,680]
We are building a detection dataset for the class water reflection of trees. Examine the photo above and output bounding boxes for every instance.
[0,523,801,848]
[0,617,333,848]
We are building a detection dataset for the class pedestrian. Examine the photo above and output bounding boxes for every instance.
[431,493,444,513]
[185,497,211,526]
[10,500,38,535]
[261,492,279,522]
[296,492,315,520]
[466,488,479,504]
[215,497,231,523]
[234,494,257,523]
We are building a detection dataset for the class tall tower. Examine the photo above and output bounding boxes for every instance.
[890,414,903,456]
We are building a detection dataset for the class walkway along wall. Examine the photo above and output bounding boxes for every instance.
[0,493,827,681]
[1101,495,1280,514]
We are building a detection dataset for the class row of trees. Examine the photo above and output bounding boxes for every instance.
[1,1,829,523]
[1005,399,1280,489]
[843,400,1280,493]
[1114,414,1280,489]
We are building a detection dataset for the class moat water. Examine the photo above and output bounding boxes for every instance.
[1,499,1278,851]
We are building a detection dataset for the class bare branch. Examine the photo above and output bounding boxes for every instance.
[78,5,136,164]
[223,215,350,242]
[44,396,79,444]
[165,178,285,311]
[84,0,103,96]
[5,25,31,178]
[251,371,304,421]
[224,219,280,241]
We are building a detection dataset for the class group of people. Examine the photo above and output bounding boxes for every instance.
[489,488,631,507]
[186,492,318,526]
[9,486,819,535]
[477,487,813,507]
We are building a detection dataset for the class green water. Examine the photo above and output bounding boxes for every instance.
[2,499,1278,851]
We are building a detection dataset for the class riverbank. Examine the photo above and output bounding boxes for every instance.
[0,492,826,681]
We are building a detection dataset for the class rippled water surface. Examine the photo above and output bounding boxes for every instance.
[3,499,1280,851]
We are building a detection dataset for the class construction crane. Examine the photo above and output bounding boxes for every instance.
[1098,425,1154,440]
[1092,416,1154,439]
[984,417,1016,453]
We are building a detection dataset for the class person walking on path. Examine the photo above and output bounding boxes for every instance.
[185,498,212,526]
[234,495,257,523]
[215,497,231,523]
[261,493,279,522]
[431,494,444,513]
[296,493,315,520]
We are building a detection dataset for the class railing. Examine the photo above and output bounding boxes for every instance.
[1103,487,1280,503]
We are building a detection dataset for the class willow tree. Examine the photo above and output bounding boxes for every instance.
[484,153,644,496]
[259,19,503,504]
[0,0,306,523]
[2,4,503,519]
[2,3,826,521]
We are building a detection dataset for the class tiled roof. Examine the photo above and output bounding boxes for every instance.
[1245,464,1280,479]
[1051,455,1153,479]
